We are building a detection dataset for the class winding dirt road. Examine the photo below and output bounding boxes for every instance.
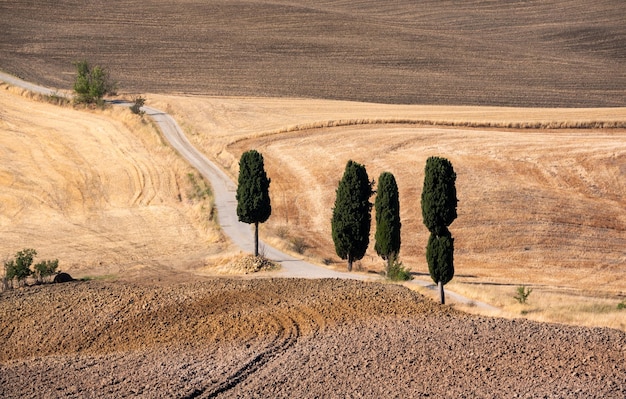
[140,99,497,308]
[142,104,354,280]
[0,71,496,309]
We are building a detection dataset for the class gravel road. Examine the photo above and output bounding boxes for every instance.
[142,104,354,280]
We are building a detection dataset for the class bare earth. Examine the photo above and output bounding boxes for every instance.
[0,0,624,107]
[1,278,625,398]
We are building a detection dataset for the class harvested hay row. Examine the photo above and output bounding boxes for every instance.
[257,118,626,137]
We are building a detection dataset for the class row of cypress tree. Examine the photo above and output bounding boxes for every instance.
[330,157,457,304]
[235,150,457,304]
[329,161,403,274]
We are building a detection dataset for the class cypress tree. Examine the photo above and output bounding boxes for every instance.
[331,160,374,271]
[421,156,458,304]
[426,229,454,287]
[374,171,401,274]
[236,150,271,256]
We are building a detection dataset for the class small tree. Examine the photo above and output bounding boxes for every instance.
[374,171,402,275]
[236,150,271,256]
[331,160,374,271]
[421,157,458,304]
[4,248,36,288]
[73,60,116,105]
[514,286,533,304]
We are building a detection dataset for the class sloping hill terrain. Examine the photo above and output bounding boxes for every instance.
[0,0,624,106]
[0,85,221,277]
[1,278,625,398]
[151,94,626,329]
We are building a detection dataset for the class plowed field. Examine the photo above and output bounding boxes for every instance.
[2,278,625,398]
[1,0,624,106]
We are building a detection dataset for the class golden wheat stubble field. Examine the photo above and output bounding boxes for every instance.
[151,94,626,329]
[0,85,222,278]
[0,0,624,107]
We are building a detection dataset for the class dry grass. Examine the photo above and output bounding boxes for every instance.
[446,281,626,331]
[155,94,626,330]
[0,84,224,278]
[148,94,626,170]
[1,0,624,107]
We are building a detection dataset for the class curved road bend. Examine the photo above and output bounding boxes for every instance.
[143,105,351,279]
[0,71,498,309]
[0,71,354,280]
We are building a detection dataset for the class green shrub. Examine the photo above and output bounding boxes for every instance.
[514,286,533,304]
[3,249,60,288]
[73,60,116,105]
[618,300,626,310]
[33,259,59,283]
[387,257,412,281]
[4,249,36,287]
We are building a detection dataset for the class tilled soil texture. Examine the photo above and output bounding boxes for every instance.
[1,0,624,107]
[1,279,625,398]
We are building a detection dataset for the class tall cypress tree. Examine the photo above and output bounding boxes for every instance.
[236,150,271,256]
[374,171,401,274]
[421,156,458,304]
[331,160,374,271]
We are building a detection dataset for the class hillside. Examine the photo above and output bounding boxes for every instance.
[0,85,222,277]
[151,94,626,330]
[1,0,624,106]
[2,278,625,398]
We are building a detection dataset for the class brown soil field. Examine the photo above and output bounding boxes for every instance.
[1,0,624,107]
[0,85,223,278]
[2,278,625,398]
[151,94,626,330]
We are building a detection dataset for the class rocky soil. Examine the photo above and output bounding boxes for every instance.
[1,277,625,398]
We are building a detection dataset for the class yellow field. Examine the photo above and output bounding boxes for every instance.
[0,85,222,277]
[1,84,624,329]
[153,94,626,330]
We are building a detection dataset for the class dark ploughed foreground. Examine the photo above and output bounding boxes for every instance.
[1,278,624,398]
